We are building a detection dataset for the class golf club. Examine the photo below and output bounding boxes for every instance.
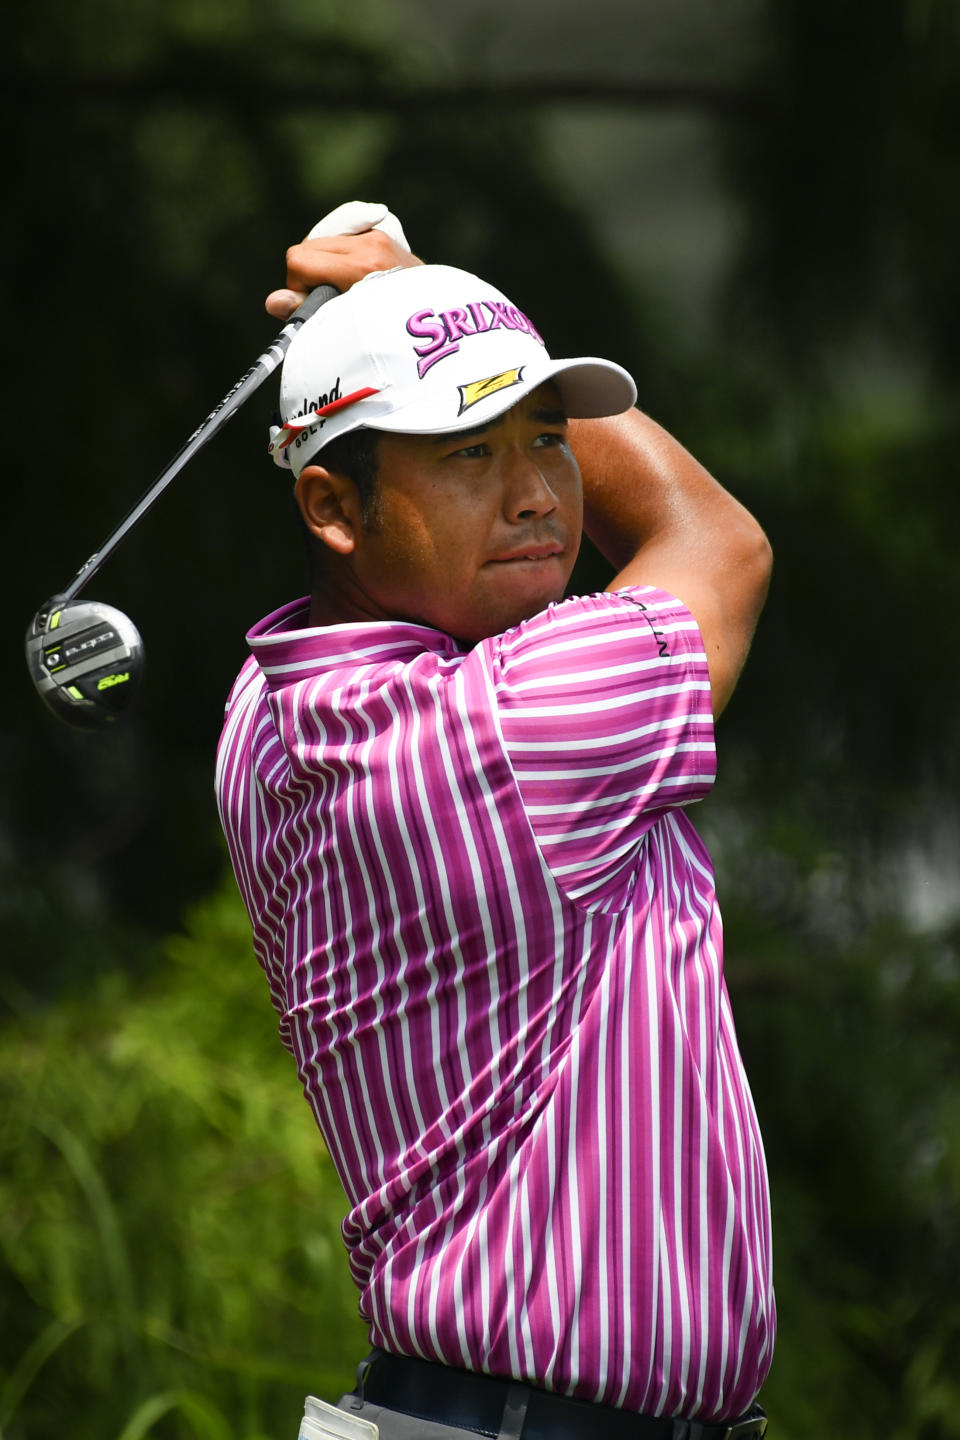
[25,281,338,731]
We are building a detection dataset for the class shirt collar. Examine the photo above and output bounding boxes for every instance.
[247,598,466,688]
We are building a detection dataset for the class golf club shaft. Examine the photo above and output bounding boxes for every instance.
[61,282,338,602]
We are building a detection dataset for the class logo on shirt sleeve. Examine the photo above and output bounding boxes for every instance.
[457,367,525,415]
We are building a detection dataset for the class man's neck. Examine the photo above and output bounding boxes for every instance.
[307,573,388,630]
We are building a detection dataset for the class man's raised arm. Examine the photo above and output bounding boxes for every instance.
[569,411,772,717]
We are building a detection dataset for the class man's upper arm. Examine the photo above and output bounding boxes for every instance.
[570,410,773,720]
[605,536,772,718]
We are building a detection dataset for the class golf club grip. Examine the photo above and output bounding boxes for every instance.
[288,281,339,326]
[61,282,340,602]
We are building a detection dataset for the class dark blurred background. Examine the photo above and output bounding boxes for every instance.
[3,2,958,1437]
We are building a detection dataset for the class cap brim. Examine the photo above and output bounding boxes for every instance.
[371,356,637,436]
[281,356,638,475]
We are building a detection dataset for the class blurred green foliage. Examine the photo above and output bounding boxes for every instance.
[717,852,960,1438]
[0,875,366,1440]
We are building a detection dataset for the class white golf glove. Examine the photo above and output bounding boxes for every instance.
[305,201,411,252]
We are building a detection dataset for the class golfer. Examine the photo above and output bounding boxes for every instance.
[217,204,775,1440]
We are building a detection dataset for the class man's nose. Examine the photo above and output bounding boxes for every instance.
[503,451,559,520]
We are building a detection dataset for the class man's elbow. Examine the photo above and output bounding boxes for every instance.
[754,523,774,590]
[738,520,773,626]
[711,525,772,718]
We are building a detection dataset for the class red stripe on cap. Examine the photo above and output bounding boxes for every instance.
[316,386,379,416]
[276,387,381,451]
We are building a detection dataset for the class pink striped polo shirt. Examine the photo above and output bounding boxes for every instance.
[216,585,775,1421]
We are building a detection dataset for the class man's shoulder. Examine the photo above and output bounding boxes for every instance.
[499,585,699,641]
[490,586,706,675]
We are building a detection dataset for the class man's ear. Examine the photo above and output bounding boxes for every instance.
[295,465,360,556]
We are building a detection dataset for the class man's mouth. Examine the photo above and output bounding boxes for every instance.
[486,543,565,564]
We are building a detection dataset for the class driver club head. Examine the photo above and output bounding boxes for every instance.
[25,596,145,731]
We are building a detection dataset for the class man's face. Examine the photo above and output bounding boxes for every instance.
[346,383,582,644]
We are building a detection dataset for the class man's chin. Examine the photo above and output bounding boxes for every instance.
[458,590,568,645]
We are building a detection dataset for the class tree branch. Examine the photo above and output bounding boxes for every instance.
[3,70,762,119]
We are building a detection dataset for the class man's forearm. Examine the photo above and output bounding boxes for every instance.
[570,409,764,575]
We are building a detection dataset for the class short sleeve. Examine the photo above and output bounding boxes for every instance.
[489,586,716,908]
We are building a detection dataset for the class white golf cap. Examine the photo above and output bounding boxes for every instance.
[269,263,637,476]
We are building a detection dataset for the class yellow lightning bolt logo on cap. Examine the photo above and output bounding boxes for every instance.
[457,368,525,416]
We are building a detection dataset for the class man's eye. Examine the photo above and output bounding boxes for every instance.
[452,443,488,459]
[533,432,566,448]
